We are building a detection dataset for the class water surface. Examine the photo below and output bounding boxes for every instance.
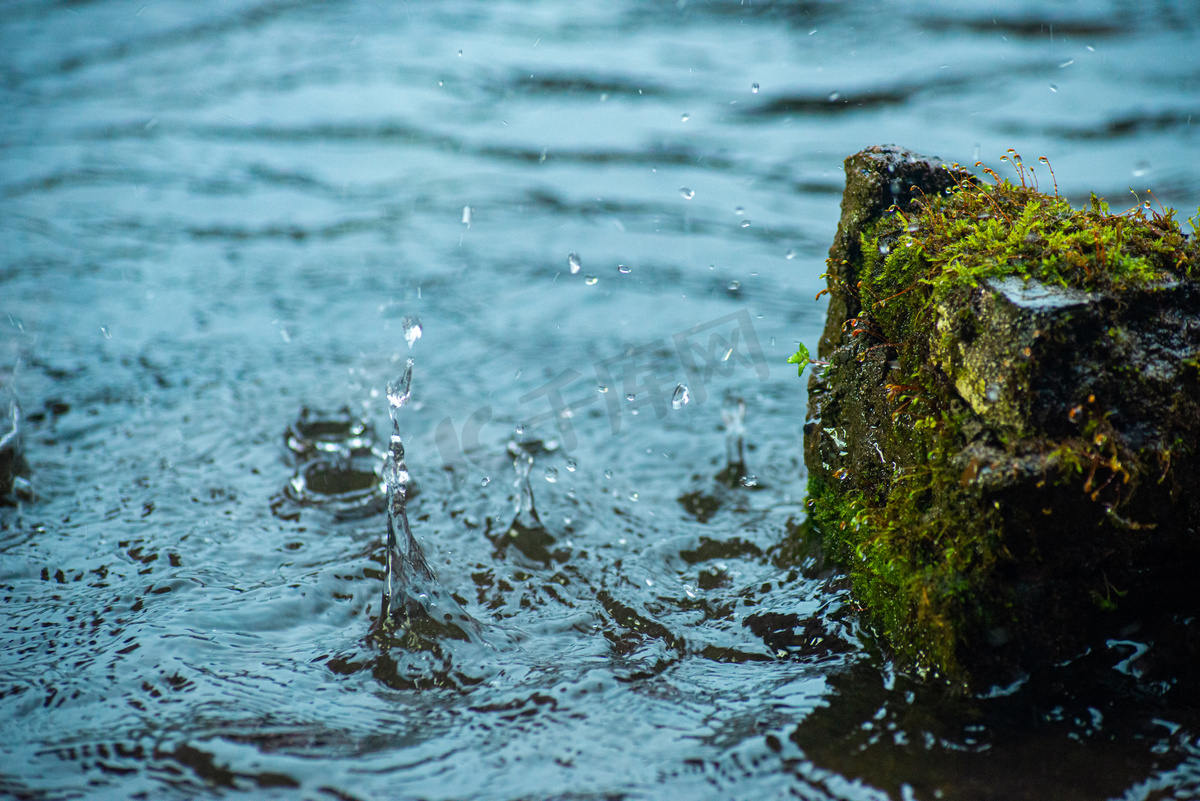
[3,2,1199,799]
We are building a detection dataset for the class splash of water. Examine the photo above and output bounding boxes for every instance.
[376,359,482,643]
[494,442,558,565]
[1,397,33,503]
[720,395,747,485]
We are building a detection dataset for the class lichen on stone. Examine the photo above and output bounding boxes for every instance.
[803,145,1200,689]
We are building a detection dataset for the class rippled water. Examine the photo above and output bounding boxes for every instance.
[3,2,1199,799]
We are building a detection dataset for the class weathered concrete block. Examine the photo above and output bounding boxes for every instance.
[803,145,1200,688]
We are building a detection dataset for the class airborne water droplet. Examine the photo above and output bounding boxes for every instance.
[402,315,423,348]
[386,359,414,410]
[681,113,690,122]
[544,466,558,483]
[751,83,759,94]
[785,249,796,260]
[565,458,577,472]
[1049,84,1058,93]
[734,206,745,216]
[568,252,582,274]
[740,220,751,228]
[828,92,841,101]
[906,220,920,233]
[461,205,472,226]
[727,280,741,292]
[585,275,598,286]
[680,187,695,199]
[481,476,491,487]
[671,383,690,410]
[878,242,890,255]
[618,264,631,274]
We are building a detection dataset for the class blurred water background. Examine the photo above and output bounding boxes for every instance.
[2,1,1199,799]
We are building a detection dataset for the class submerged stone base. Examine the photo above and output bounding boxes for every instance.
[803,145,1200,688]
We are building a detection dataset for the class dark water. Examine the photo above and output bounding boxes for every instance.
[3,2,1200,799]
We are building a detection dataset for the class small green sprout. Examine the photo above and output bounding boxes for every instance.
[787,343,811,376]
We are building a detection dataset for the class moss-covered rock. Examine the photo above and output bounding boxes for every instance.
[803,145,1200,688]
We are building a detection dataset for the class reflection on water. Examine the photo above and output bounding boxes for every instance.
[2,1,1198,799]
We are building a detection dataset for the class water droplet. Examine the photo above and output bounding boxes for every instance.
[727,280,741,292]
[544,466,559,483]
[1059,59,1074,68]
[617,264,631,274]
[878,242,890,255]
[680,187,695,199]
[1049,84,1058,93]
[751,83,760,94]
[734,206,745,215]
[629,491,639,501]
[985,383,1001,403]
[402,314,423,348]
[1087,45,1096,52]
[386,360,414,410]
[785,248,796,260]
[1132,161,1151,178]
[671,383,690,410]
[828,91,841,102]
[645,578,654,587]
[565,458,577,472]
[568,252,582,274]
[481,476,491,487]
[585,275,598,286]
[461,205,472,226]
[906,220,920,233]
[604,469,613,479]
[740,220,751,228]
[681,113,690,122]
[457,49,463,56]
[100,326,112,339]
[515,424,525,435]
[625,393,636,403]
[739,475,759,488]
[597,384,609,394]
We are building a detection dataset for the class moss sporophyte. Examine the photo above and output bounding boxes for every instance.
[802,147,1200,688]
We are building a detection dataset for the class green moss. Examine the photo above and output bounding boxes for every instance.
[807,153,1200,685]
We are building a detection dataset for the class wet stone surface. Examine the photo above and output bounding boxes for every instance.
[805,145,1200,689]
